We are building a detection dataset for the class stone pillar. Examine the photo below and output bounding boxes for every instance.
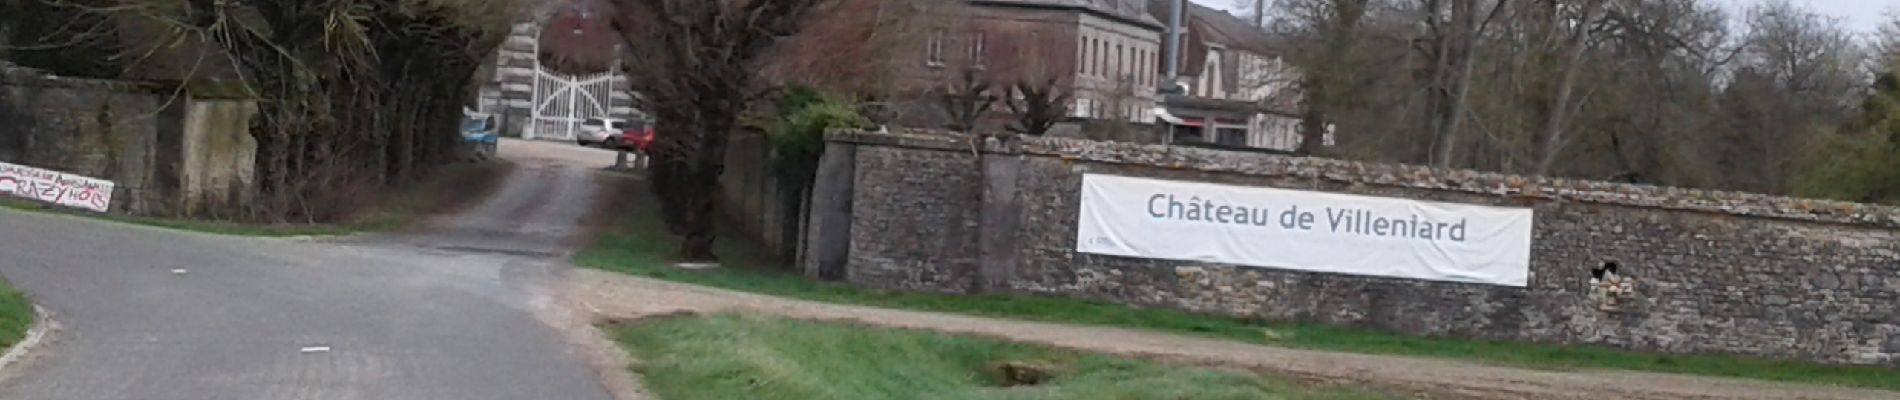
[974,138,1024,293]
[803,140,858,281]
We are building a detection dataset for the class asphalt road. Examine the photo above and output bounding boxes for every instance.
[0,139,622,400]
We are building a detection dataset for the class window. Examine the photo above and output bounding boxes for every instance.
[927,29,946,66]
[1216,128,1248,147]
[1137,49,1147,85]
[1145,50,1154,85]
[1132,48,1147,84]
[971,32,987,68]
[1086,37,1102,75]
[1115,44,1124,79]
[1096,40,1105,77]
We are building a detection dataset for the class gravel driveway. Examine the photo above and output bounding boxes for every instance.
[0,138,622,400]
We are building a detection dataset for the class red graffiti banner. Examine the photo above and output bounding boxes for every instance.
[0,162,115,213]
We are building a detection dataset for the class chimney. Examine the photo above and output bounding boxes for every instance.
[1163,0,1184,93]
[1254,0,1265,27]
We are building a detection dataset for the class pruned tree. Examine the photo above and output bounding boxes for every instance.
[173,0,513,221]
[1004,78,1072,136]
[610,0,821,260]
[0,0,518,221]
[1093,76,1144,142]
[939,67,997,132]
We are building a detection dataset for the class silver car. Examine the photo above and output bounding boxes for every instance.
[576,118,624,147]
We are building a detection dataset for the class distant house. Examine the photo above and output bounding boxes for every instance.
[477,0,642,141]
[840,0,1165,131]
[1148,0,1323,152]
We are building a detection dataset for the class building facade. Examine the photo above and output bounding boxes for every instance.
[1148,0,1322,152]
[877,0,1165,130]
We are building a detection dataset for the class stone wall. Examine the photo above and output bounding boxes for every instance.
[718,130,802,261]
[0,64,255,216]
[807,128,1900,366]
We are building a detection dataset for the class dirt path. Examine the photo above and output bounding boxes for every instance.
[555,268,1896,400]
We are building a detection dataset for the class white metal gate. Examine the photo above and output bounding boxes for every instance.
[527,67,618,140]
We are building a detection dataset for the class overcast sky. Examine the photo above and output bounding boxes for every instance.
[1214,0,1894,34]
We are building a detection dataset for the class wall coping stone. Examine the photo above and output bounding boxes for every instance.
[1,63,171,93]
[826,128,1900,229]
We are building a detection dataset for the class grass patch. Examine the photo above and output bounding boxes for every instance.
[610,313,1397,400]
[577,179,1900,392]
[0,277,31,351]
[0,162,511,237]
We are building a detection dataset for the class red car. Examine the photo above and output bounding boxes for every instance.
[610,123,655,153]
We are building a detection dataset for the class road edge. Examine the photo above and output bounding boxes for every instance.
[0,305,54,373]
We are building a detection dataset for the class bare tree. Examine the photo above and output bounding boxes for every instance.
[1005,78,1072,136]
[1532,0,1608,174]
[940,67,997,132]
[1247,0,1878,196]
[1297,0,1370,156]
[610,0,821,260]
[1717,0,1862,192]
[1094,76,1145,142]
[760,0,942,100]
[1877,11,1900,64]
[1423,0,1511,167]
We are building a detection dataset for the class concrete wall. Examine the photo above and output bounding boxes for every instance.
[0,65,255,216]
[178,99,257,217]
[808,128,1900,366]
[0,67,174,215]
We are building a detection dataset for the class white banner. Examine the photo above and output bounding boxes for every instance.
[1076,174,1532,287]
[0,162,115,213]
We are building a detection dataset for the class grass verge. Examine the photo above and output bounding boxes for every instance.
[610,313,1397,400]
[0,162,512,237]
[577,179,1900,392]
[0,277,31,351]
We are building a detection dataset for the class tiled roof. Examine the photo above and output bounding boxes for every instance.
[1184,1,1274,54]
[970,0,1165,28]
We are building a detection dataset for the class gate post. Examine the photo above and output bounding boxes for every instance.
[804,140,858,281]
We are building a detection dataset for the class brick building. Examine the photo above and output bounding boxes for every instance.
[865,0,1166,130]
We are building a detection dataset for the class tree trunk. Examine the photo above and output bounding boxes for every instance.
[1534,0,1602,175]
[676,116,732,261]
[1429,0,1479,168]
[1297,76,1329,155]
[1420,0,1452,164]
[1432,39,1478,167]
[676,165,719,261]
[1296,0,1365,156]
